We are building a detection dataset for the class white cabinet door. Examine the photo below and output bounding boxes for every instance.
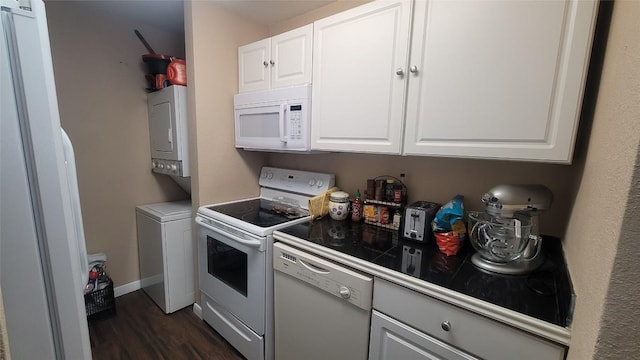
[369,311,477,360]
[403,0,598,163]
[239,25,313,93]
[238,38,271,92]
[271,24,313,89]
[311,0,413,154]
[373,278,567,360]
[163,217,194,313]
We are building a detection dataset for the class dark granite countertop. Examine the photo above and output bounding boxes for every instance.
[276,217,574,328]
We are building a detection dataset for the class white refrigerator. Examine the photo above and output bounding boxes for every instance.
[0,0,92,358]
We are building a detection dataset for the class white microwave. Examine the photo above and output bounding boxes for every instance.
[234,84,311,152]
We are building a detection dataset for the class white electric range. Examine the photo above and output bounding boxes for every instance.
[196,167,335,360]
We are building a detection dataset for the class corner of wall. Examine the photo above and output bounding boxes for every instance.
[184,0,268,208]
[592,142,640,359]
[563,0,640,358]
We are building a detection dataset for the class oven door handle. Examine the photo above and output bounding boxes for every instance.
[196,217,265,251]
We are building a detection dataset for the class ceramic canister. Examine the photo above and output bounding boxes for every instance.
[329,191,350,220]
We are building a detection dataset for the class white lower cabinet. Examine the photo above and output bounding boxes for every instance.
[369,278,567,360]
[370,310,477,360]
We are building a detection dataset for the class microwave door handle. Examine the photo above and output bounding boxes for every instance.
[279,104,288,143]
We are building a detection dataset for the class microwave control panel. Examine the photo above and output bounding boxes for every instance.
[289,104,303,140]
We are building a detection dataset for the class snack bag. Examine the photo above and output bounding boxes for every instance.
[432,195,464,231]
[432,195,466,256]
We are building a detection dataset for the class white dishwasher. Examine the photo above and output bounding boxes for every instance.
[273,242,373,360]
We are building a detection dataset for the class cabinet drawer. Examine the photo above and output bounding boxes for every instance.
[373,278,566,360]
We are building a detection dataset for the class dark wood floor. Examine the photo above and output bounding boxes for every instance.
[88,290,244,360]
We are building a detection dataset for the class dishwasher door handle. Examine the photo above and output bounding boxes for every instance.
[299,258,330,274]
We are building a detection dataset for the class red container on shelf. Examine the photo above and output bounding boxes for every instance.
[167,59,187,86]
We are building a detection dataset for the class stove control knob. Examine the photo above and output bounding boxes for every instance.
[158,163,165,169]
[169,164,177,172]
[316,180,324,188]
[339,286,351,299]
[266,172,274,180]
[308,179,316,186]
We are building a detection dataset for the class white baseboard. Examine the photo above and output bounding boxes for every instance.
[192,302,202,319]
[114,280,141,297]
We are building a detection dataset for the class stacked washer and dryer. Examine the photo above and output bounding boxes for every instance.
[136,85,194,313]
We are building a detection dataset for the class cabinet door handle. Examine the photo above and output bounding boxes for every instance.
[270,60,275,66]
[263,61,269,67]
[395,68,405,77]
[441,321,452,332]
[409,65,419,74]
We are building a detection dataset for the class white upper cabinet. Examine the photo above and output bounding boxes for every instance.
[238,38,271,92]
[311,1,413,154]
[271,26,313,89]
[310,0,597,162]
[238,24,313,93]
[403,0,598,163]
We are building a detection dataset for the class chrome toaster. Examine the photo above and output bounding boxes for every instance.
[402,201,440,242]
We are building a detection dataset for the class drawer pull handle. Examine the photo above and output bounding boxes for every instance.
[441,321,452,332]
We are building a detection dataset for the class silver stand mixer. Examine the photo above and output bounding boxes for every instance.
[469,184,553,275]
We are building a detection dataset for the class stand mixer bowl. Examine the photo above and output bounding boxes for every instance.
[468,211,533,263]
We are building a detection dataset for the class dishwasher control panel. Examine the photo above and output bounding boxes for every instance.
[273,243,373,311]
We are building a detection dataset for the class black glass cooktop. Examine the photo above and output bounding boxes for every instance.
[278,217,573,328]
[206,199,308,228]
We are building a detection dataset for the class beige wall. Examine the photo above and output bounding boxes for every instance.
[268,0,369,35]
[268,154,578,236]
[185,1,268,209]
[46,1,188,287]
[594,151,640,359]
[563,1,640,358]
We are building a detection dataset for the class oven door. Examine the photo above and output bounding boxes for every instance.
[196,215,266,334]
